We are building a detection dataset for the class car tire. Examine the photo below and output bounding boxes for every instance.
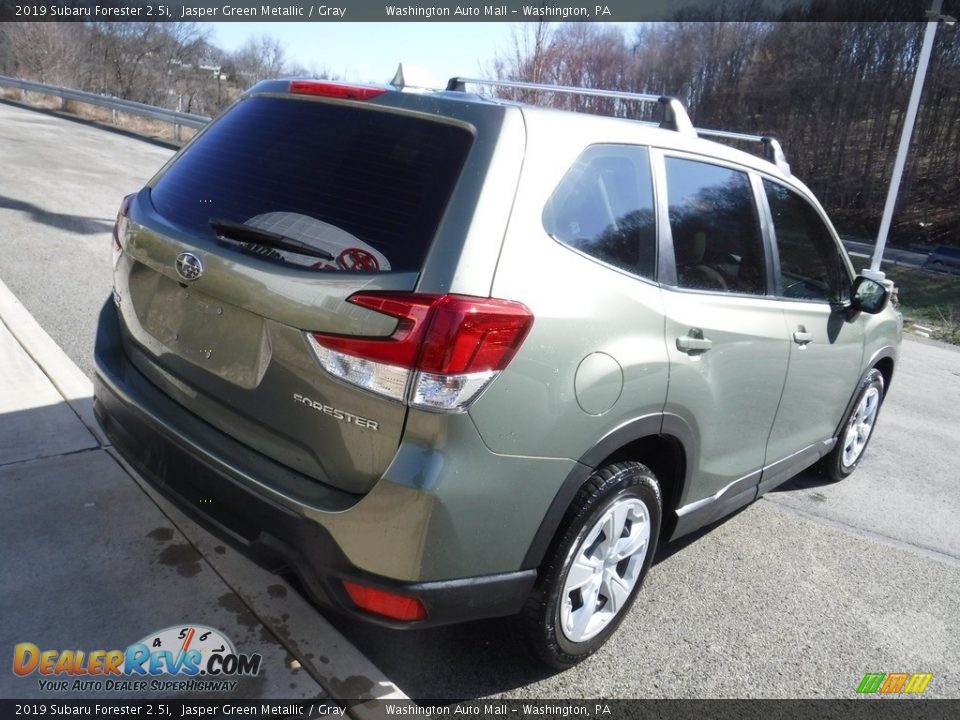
[820,369,885,482]
[521,461,661,669]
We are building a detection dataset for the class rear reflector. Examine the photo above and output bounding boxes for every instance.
[289,80,386,101]
[342,581,427,622]
[308,293,533,412]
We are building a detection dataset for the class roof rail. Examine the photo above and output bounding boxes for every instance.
[445,77,790,175]
[446,76,696,137]
[694,128,791,175]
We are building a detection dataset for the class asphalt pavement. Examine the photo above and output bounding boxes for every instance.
[1,98,959,702]
[0,99,174,380]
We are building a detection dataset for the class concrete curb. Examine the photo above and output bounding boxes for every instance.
[0,276,109,447]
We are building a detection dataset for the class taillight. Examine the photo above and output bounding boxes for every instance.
[288,80,386,101]
[342,581,427,622]
[112,193,135,270]
[307,293,533,412]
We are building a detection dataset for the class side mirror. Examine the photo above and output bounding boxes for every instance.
[850,276,889,314]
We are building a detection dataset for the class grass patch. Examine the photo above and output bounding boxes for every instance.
[881,264,960,344]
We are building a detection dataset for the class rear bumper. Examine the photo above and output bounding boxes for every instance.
[93,299,536,628]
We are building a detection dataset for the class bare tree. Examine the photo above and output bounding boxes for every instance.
[0,23,87,86]
[494,21,553,84]
[231,35,289,85]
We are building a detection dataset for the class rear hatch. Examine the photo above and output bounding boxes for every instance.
[114,82,479,495]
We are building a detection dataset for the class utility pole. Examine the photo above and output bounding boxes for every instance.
[867,0,951,280]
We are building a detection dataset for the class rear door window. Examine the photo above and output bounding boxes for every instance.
[664,157,766,295]
[149,96,474,273]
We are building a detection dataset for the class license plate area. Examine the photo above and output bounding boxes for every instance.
[129,267,270,388]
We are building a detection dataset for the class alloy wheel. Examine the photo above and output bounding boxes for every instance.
[842,386,881,467]
[559,497,650,643]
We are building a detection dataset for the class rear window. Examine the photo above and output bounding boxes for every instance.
[149,95,474,273]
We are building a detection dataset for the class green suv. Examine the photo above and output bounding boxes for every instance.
[93,77,902,668]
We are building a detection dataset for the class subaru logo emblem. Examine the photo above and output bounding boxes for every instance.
[175,252,203,282]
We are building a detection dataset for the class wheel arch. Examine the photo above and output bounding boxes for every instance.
[832,347,897,440]
[520,413,695,570]
[873,353,895,396]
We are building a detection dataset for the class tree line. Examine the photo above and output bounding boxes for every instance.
[0,22,321,117]
[492,19,959,247]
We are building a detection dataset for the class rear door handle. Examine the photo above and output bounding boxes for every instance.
[793,328,813,345]
[677,331,713,353]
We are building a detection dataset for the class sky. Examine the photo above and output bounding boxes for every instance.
[209,22,528,88]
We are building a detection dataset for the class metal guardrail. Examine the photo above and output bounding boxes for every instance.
[0,74,210,141]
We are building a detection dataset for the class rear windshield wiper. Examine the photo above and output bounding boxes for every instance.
[209,218,335,261]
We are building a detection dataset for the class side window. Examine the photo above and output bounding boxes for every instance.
[664,157,766,295]
[543,145,657,280]
[763,180,850,303]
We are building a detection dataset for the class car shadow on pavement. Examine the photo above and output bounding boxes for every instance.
[649,504,754,566]
[656,467,830,569]
[0,194,113,235]
[318,607,551,701]
[766,467,833,494]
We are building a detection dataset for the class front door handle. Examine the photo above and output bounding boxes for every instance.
[677,330,713,353]
[793,327,813,345]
